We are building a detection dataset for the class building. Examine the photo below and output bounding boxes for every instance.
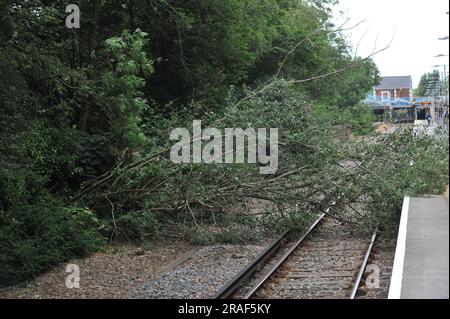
[363,76,415,122]
[364,75,441,123]
[374,76,413,101]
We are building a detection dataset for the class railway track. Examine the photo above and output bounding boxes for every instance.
[213,215,377,299]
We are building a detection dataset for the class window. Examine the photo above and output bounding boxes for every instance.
[382,91,390,101]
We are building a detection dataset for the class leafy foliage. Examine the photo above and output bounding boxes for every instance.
[344,126,449,234]
[101,30,153,148]
[0,199,102,285]
[75,81,448,244]
[0,0,447,287]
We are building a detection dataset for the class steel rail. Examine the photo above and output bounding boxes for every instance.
[243,182,365,299]
[213,180,358,299]
[349,230,378,299]
[243,213,326,299]
[212,230,290,299]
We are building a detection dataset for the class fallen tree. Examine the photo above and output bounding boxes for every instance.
[72,81,449,244]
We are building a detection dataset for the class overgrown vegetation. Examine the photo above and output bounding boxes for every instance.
[1,0,448,286]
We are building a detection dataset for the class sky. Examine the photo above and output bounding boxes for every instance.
[333,0,449,88]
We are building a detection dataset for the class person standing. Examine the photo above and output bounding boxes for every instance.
[426,112,432,126]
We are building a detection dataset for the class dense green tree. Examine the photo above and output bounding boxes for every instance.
[414,70,441,97]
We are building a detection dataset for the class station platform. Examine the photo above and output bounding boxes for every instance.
[389,196,449,299]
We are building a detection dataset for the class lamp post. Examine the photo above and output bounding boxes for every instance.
[436,12,449,119]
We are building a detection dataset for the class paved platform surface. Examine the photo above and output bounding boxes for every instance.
[390,196,449,299]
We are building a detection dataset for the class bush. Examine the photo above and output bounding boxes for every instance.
[115,211,162,242]
[346,126,449,236]
[0,111,104,286]
[0,198,103,286]
[348,104,375,136]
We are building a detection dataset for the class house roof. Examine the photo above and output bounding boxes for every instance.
[375,76,412,90]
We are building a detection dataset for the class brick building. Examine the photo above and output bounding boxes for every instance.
[374,76,413,101]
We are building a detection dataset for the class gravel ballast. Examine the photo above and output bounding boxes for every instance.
[0,241,195,299]
[127,244,269,299]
